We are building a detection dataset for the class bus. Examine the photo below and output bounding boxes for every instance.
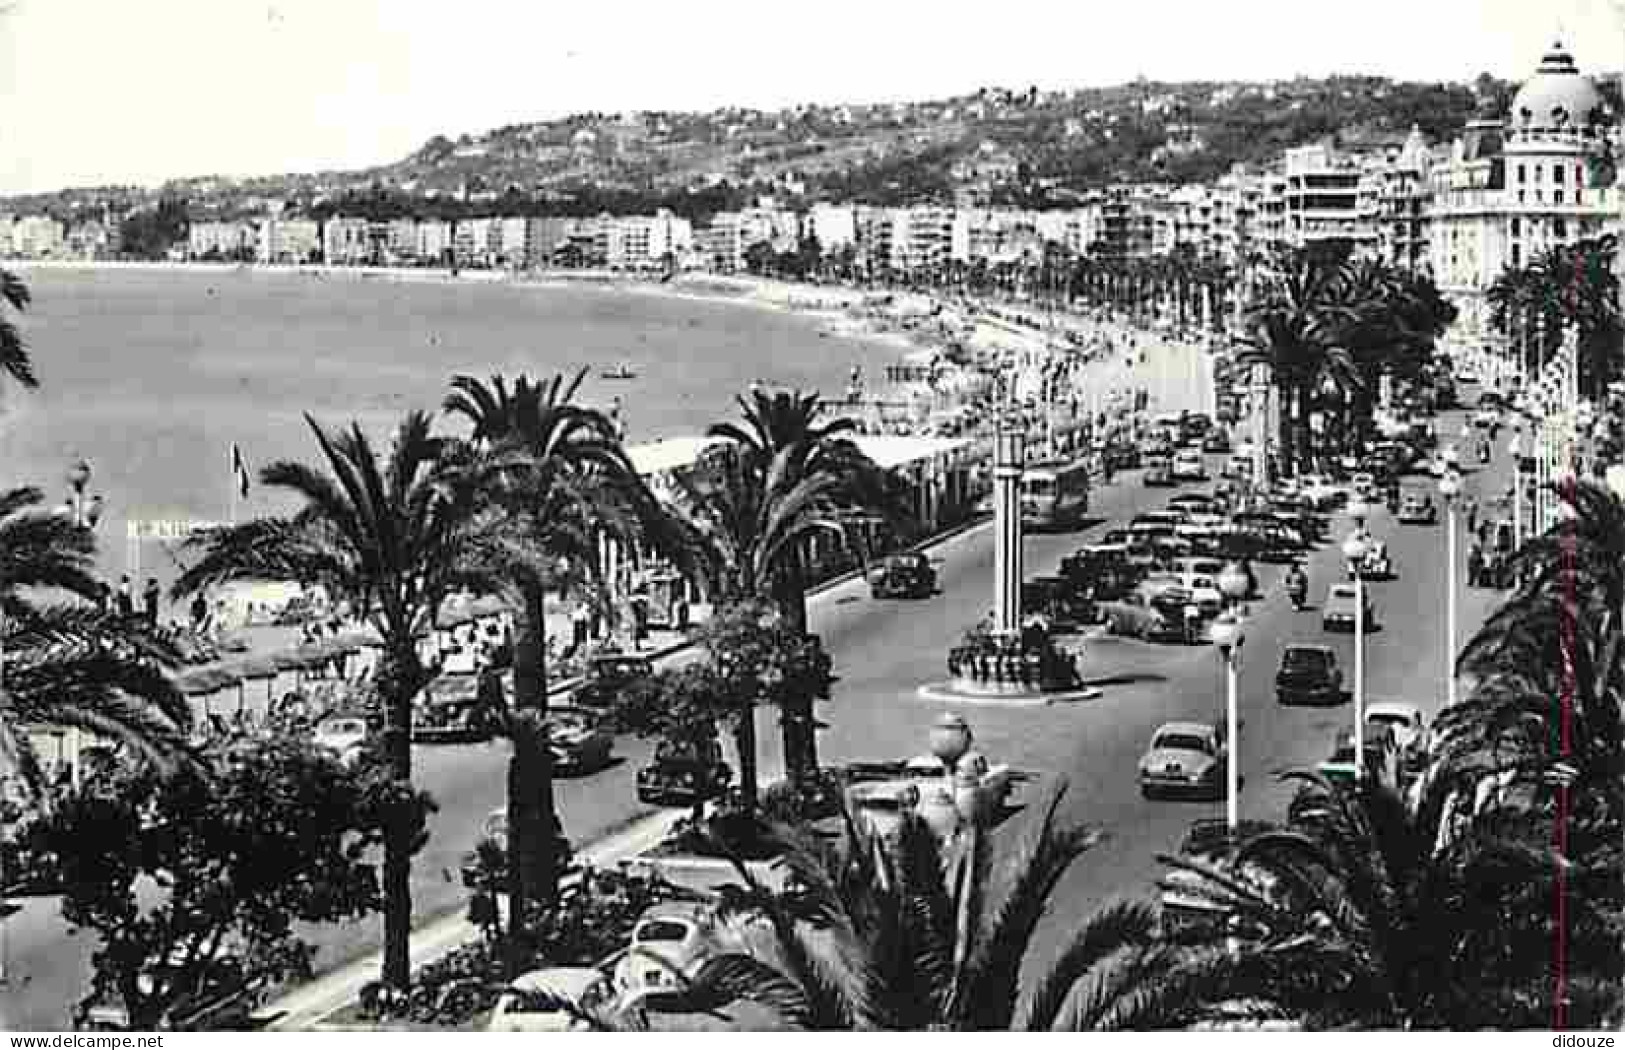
[1021,460,1091,530]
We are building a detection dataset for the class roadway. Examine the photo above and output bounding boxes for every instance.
[1,338,1502,1030]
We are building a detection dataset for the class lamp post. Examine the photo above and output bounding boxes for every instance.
[1210,611,1244,835]
[1439,471,1461,708]
[1510,428,1527,550]
[62,458,102,794]
[1342,522,1370,781]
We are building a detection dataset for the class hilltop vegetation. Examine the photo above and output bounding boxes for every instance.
[12,71,1607,223]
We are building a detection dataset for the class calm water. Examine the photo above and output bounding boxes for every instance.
[0,268,895,588]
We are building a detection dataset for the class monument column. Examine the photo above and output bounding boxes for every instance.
[992,429,1026,636]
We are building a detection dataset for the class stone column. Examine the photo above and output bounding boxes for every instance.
[992,430,1025,636]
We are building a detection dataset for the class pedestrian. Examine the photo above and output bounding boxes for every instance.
[571,602,591,651]
[1466,499,1478,537]
[115,575,134,619]
[190,591,208,630]
[97,580,113,614]
[141,579,160,626]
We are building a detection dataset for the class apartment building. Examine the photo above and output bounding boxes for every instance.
[9,215,65,258]
[494,217,529,267]
[1426,41,1622,341]
[453,217,496,267]
[256,218,320,264]
[322,216,371,265]
[806,203,857,253]
[1280,142,1373,250]
[416,220,453,265]
[188,220,256,260]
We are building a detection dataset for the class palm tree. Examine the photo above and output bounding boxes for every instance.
[0,269,34,392]
[684,777,1100,1030]
[173,411,468,990]
[1051,773,1620,1029]
[1236,248,1361,476]
[441,368,651,946]
[1,486,191,793]
[703,388,902,780]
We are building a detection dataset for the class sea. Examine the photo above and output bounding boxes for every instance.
[0,266,902,594]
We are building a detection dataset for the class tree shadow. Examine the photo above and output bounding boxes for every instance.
[1080,672,1168,688]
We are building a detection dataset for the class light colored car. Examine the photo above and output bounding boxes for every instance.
[1139,722,1226,799]
[1322,583,1378,632]
[1351,472,1378,499]
[1365,701,1429,768]
[1396,493,1438,525]
[1473,407,1499,429]
[488,967,615,1032]
[612,901,720,998]
[1298,475,1343,510]
[549,705,615,775]
[312,716,368,764]
[1172,450,1207,480]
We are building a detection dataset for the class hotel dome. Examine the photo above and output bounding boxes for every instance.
[1509,41,1605,133]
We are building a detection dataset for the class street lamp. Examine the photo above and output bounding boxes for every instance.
[1346,496,1371,530]
[1510,429,1527,550]
[1439,471,1461,708]
[1210,611,1244,835]
[1342,529,1371,780]
[1217,560,1251,615]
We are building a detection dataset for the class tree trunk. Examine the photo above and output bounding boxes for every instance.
[733,708,759,809]
[505,583,558,979]
[773,553,816,784]
[378,641,422,991]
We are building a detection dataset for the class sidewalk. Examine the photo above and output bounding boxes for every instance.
[257,513,999,1030]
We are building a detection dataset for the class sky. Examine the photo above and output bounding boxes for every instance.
[0,0,1621,194]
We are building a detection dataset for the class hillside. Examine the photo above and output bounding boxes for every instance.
[10,71,1596,222]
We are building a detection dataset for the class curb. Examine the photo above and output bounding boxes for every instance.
[265,810,682,1031]
[913,683,1104,707]
[261,514,999,1031]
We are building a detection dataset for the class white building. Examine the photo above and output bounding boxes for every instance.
[188,220,256,261]
[416,220,453,265]
[494,217,529,267]
[322,216,371,265]
[1426,41,1622,348]
[807,203,857,253]
[10,215,65,258]
[453,217,496,267]
[256,218,320,264]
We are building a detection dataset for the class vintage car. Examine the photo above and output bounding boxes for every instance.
[1139,722,1227,800]
[1100,588,1203,644]
[636,737,732,807]
[869,551,937,599]
[1323,583,1379,632]
[1396,493,1439,525]
[1022,575,1096,632]
[1365,701,1430,772]
[312,715,370,765]
[1059,543,1141,602]
[570,654,655,716]
[1345,539,1395,581]
[413,671,497,743]
[1171,449,1208,481]
[1142,454,1176,487]
[1104,444,1142,471]
[1201,430,1231,454]
[1275,645,1344,706]
[1317,725,1402,792]
[612,901,723,999]
[489,967,616,1033]
[1166,493,1217,516]
[550,705,615,775]
[77,950,263,1032]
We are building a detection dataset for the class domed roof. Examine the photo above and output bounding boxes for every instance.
[1510,41,1604,132]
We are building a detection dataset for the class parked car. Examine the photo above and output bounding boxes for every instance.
[77,950,262,1031]
[1317,725,1402,791]
[413,672,497,743]
[1143,454,1176,486]
[1171,450,1207,481]
[1365,701,1429,772]
[1275,645,1344,706]
[1297,475,1344,510]
[1139,722,1226,800]
[1396,493,1438,525]
[1022,575,1096,632]
[636,738,732,807]
[869,551,936,599]
[312,715,369,765]
[1322,583,1378,632]
[550,705,615,775]
[1060,543,1142,602]
[488,968,615,1032]
[612,901,722,998]
[571,654,655,716]
[1201,430,1231,454]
